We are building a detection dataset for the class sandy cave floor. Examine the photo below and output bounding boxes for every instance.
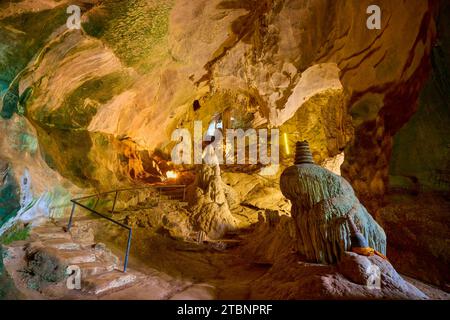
[95,226,271,300]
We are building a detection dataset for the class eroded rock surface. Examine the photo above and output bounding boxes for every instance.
[378,193,450,289]
[250,250,428,300]
[186,164,238,239]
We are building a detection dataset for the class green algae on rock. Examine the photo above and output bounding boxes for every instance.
[83,0,174,72]
[0,6,67,119]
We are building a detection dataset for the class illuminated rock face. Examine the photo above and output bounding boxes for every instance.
[1,0,436,190]
[280,141,386,264]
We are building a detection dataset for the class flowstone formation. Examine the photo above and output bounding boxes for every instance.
[186,160,238,240]
[280,141,386,264]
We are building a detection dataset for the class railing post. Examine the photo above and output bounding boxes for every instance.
[67,202,76,231]
[111,190,119,214]
[183,186,186,201]
[123,229,132,273]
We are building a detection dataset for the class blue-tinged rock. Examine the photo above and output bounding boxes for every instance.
[0,85,19,119]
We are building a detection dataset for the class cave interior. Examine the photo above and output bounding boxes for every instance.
[0,0,449,300]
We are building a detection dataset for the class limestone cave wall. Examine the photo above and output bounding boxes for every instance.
[389,1,450,194]
[0,0,444,226]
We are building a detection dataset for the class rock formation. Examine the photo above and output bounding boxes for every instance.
[250,250,428,300]
[186,161,238,240]
[0,116,77,234]
[240,210,296,265]
[280,141,386,264]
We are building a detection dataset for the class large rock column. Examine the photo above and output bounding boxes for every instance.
[280,141,386,264]
[186,157,238,240]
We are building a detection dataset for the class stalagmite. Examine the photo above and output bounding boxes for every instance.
[280,141,386,264]
[185,147,238,239]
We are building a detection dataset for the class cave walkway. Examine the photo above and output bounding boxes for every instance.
[67,184,188,272]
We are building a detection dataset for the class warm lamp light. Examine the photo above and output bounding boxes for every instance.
[284,132,290,155]
[166,170,178,179]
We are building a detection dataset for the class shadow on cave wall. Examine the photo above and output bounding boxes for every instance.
[33,126,95,189]
[33,125,164,191]
[0,166,20,229]
[389,1,450,194]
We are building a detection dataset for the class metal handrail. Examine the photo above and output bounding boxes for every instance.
[66,184,186,273]
[71,184,186,202]
[67,200,132,272]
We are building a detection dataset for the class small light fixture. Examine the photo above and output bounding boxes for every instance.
[166,170,178,179]
[284,133,290,155]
